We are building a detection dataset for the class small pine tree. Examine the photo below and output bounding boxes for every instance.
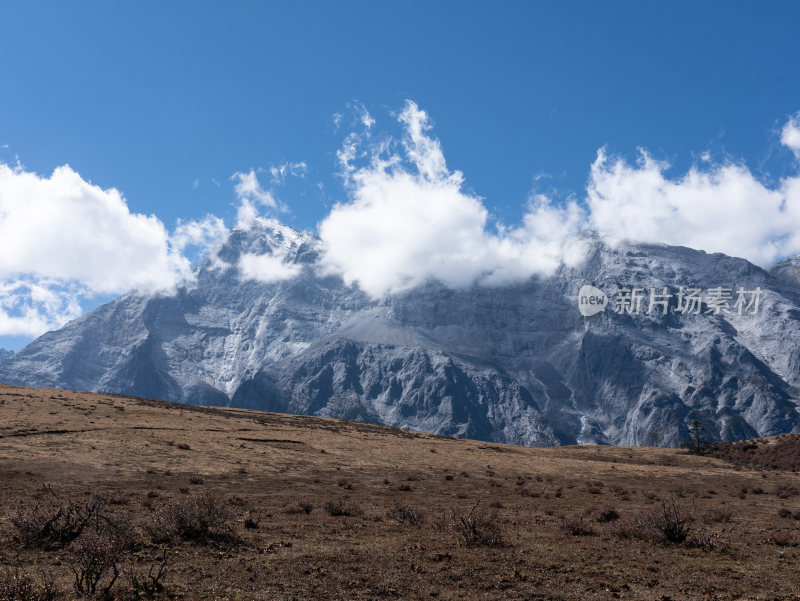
[681,420,710,455]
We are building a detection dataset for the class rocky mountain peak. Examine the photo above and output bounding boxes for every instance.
[1,223,799,447]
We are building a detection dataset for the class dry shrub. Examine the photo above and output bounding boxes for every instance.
[388,503,422,525]
[438,499,506,547]
[585,481,604,495]
[701,508,732,524]
[146,490,231,543]
[767,530,797,547]
[0,568,60,601]
[9,484,107,550]
[687,528,728,552]
[561,513,596,536]
[243,513,259,529]
[593,506,620,523]
[120,547,169,600]
[66,530,123,597]
[284,501,314,515]
[323,497,362,517]
[707,434,800,471]
[775,485,799,498]
[608,498,694,545]
[644,498,693,543]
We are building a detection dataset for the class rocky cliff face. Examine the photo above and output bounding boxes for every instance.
[2,219,799,447]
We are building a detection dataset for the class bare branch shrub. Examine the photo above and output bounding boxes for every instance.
[388,503,422,525]
[438,499,506,547]
[9,485,106,550]
[146,490,231,543]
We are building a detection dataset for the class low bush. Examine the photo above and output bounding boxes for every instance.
[593,506,620,523]
[388,503,422,525]
[66,530,123,597]
[9,484,107,550]
[701,508,732,524]
[561,513,596,536]
[285,501,314,515]
[767,530,797,547]
[323,498,362,517]
[146,490,231,543]
[438,499,506,547]
[0,568,60,601]
[120,547,169,600]
[608,498,694,545]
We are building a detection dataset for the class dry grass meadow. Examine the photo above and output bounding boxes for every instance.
[1,383,799,600]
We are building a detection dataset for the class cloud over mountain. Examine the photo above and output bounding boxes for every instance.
[317,101,587,297]
[0,163,225,336]
[4,101,800,335]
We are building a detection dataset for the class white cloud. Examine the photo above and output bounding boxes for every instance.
[318,101,586,297]
[586,147,800,266]
[171,215,228,263]
[238,252,301,284]
[0,163,189,294]
[269,161,308,185]
[0,279,84,337]
[8,101,800,337]
[320,104,800,297]
[782,113,800,159]
[0,163,229,337]
[232,169,279,229]
[359,105,375,129]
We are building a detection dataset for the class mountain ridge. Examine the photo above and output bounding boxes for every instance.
[2,218,799,447]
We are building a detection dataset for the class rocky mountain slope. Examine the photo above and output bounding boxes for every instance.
[1,219,799,447]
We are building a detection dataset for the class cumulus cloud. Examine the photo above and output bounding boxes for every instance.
[586,147,800,266]
[238,252,301,284]
[782,113,800,159]
[171,215,228,264]
[0,280,84,337]
[0,163,227,336]
[319,103,800,297]
[318,101,586,297]
[0,163,189,293]
[8,100,800,337]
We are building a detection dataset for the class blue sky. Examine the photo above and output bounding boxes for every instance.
[1,1,800,349]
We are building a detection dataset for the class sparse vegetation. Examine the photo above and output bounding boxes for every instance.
[0,568,59,601]
[2,385,800,599]
[323,497,362,517]
[10,485,107,550]
[66,530,123,597]
[146,490,231,543]
[438,499,506,547]
[706,433,800,470]
[284,500,314,515]
[561,513,596,536]
[388,503,422,524]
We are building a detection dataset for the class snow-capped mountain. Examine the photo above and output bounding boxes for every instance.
[0,348,13,361]
[2,219,799,447]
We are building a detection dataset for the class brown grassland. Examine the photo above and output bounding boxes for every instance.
[1,383,799,600]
